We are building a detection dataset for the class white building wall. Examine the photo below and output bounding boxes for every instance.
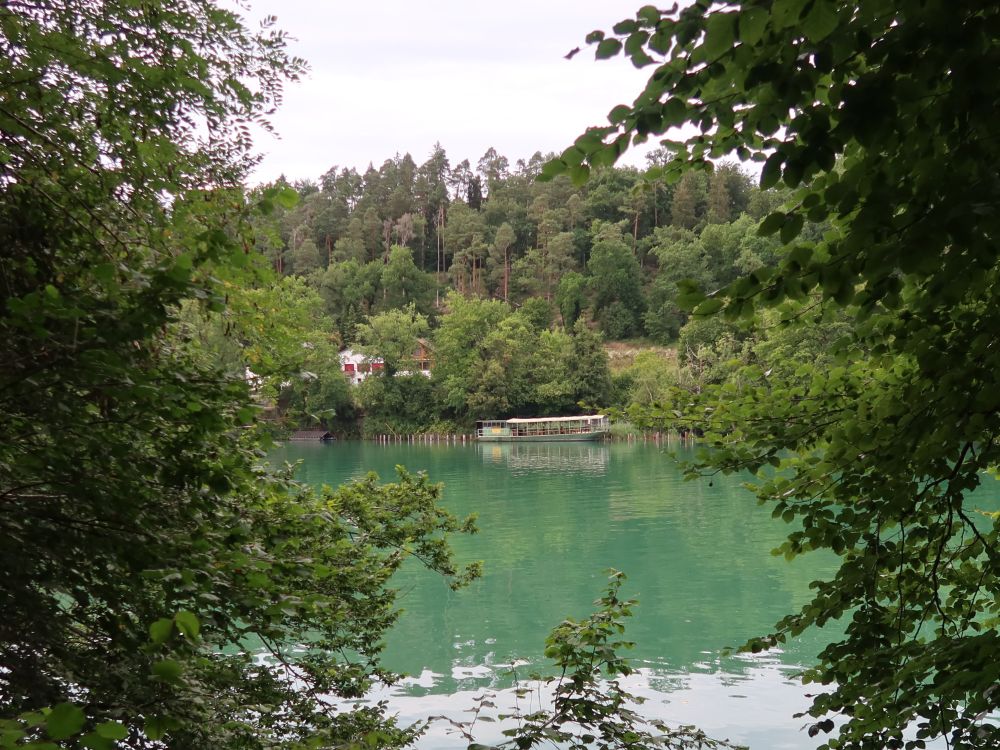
[338,349,429,385]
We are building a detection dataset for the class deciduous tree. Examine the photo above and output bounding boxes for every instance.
[354,305,430,377]
[568,320,614,408]
[432,293,510,414]
[0,3,476,748]
[587,224,645,338]
[545,2,1000,747]
[378,245,435,314]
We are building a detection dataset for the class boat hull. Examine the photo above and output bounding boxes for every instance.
[477,431,607,443]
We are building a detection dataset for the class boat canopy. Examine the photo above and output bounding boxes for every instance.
[506,415,606,424]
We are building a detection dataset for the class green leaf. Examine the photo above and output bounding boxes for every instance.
[274,186,299,210]
[637,6,660,26]
[833,279,855,305]
[575,127,611,152]
[80,733,113,750]
[802,0,840,43]
[589,144,620,169]
[95,722,128,741]
[45,703,85,741]
[173,610,200,639]
[786,244,814,268]
[1,728,26,746]
[624,30,650,56]
[694,297,724,316]
[148,618,173,644]
[702,13,736,59]
[675,279,706,310]
[568,163,591,187]
[537,159,566,182]
[608,105,632,124]
[760,152,784,189]
[595,39,623,59]
[560,146,585,166]
[92,263,116,286]
[739,7,770,45]
[759,212,786,236]
[782,158,804,188]
[780,213,805,244]
[771,0,809,28]
[661,98,687,126]
[629,48,655,69]
[152,659,184,683]
[648,29,673,55]
[143,716,180,742]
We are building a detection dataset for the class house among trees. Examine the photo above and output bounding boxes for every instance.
[338,349,382,385]
[338,339,433,385]
[407,338,434,375]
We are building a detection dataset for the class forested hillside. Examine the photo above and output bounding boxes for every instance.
[254,146,786,342]
[226,146,833,434]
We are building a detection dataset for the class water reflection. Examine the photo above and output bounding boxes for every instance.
[374,657,816,750]
[269,442,836,749]
[270,441,990,750]
[477,441,610,475]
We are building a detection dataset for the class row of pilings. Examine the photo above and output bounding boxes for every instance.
[614,431,698,444]
[371,433,473,445]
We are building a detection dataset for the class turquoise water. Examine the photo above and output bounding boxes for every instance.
[269,440,841,749]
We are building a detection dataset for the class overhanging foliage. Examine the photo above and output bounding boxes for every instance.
[0,2,479,747]
[547,2,1000,748]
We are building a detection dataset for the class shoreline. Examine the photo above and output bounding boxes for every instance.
[295,431,699,445]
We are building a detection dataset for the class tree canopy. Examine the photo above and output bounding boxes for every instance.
[0,2,478,748]
[545,1,1000,748]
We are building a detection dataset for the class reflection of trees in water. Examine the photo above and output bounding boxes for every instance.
[278,441,838,700]
[394,650,794,698]
[477,442,610,475]
[378,443,836,689]
[378,662,819,750]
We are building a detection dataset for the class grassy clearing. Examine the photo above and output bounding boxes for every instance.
[603,341,677,373]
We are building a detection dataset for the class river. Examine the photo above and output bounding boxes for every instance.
[269,439,841,749]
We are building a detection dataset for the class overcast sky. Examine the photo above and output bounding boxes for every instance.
[243,1,657,185]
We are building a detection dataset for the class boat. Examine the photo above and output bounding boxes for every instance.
[475,415,610,442]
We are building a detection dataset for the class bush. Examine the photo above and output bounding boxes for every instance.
[599,301,640,339]
[357,374,439,436]
[609,421,642,439]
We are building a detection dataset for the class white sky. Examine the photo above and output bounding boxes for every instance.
[242,0,658,185]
